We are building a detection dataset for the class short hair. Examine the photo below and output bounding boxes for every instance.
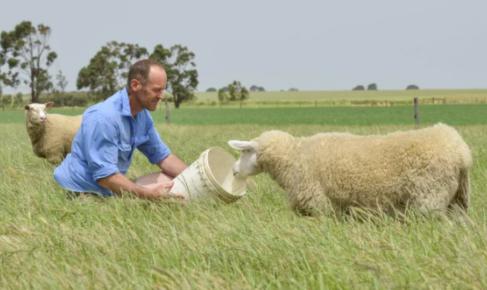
[126,59,165,89]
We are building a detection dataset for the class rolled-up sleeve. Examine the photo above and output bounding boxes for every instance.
[137,125,171,164]
[82,116,120,181]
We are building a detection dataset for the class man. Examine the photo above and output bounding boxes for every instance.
[54,59,187,199]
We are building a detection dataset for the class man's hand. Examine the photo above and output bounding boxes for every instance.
[141,181,183,199]
[98,173,186,200]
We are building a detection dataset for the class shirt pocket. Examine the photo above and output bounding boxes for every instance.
[118,142,133,161]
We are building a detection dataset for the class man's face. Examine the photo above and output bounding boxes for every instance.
[134,66,167,111]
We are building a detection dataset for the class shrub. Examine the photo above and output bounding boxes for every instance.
[367,83,378,90]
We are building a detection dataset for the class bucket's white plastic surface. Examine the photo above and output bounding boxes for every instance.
[170,147,247,203]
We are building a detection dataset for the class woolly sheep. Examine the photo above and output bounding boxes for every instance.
[25,102,82,164]
[228,124,472,216]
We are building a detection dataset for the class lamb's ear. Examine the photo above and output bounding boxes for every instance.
[45,102,54,109]
[228,140,256,151]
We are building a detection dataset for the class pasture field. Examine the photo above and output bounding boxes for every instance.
[1,104,487,289]
[4,104,487,126]
[194,89,487,106]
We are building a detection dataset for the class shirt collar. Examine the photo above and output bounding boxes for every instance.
[120,88,132,117]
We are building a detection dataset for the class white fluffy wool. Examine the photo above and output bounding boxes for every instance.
[25,103,82,164]
[232,124,472,216]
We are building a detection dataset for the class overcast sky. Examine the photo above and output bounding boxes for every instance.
[1,0,486,92]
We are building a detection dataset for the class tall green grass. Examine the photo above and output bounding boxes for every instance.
[1,109,487,288]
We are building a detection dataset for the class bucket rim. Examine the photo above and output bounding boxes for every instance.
[202,146,247,202]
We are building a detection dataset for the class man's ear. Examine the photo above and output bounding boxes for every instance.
[130,79,142,92]
[45,102,54,109]
[228,140,256,151]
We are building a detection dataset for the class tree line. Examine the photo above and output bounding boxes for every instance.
[0,21,198,108]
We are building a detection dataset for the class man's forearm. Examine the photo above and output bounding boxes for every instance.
[97,173,149,198]
[159,154,187,178]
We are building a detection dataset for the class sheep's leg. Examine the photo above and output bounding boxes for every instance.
[288,182,334,216]
[47,156,63,165]
[412,190,451,216]
[46,151,64,165]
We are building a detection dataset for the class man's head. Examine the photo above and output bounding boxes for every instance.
[127,59,167,112]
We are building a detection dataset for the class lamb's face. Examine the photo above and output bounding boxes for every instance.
[228,140,261,178]
[25,102,54,124]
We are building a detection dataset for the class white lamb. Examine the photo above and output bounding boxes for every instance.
[25,102,82,165]
[228,124,472,216]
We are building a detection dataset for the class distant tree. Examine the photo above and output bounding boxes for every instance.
[206,87,217,92]
[367,83,378,90]
[1,94,12,110]
[217,88,229,104]
[352,85,365,91]
[14,92,23,107]
[227,81,249,101]
[250,85,265,92]
[288,87,299,92]
[77,41,148,99]
[406,84,419,90]
[150,44,198,108]
[54,70,68,93]
[0,21,57,103]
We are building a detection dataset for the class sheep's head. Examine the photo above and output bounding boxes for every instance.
[228,140,261,178]
[25,102,54,125]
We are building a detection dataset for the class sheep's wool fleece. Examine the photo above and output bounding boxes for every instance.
[254,124,472,214]
[27,114,82,164]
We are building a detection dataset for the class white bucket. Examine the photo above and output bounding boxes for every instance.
[170,147,247,203]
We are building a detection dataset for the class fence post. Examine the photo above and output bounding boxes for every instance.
[165,99,171,124]
[413,97,419,127]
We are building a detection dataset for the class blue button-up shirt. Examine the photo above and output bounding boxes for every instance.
[54,89,171,196]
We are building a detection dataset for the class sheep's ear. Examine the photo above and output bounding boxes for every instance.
[228,140,256,151]
[45,102,54,109]
[24,105,30,110]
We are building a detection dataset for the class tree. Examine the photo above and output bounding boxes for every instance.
[0,21,57,103]
[14,92,23,107]
[250,85,265,92]
[288,87,299,92]
[217,88,229,104]
[206,87,217,92]
[225,81,249,101]
[367,83,378,90]
[352,85,365,91]
[54,70,68,93]
[150,44,198,108]
[77,41,148,100]
[406,84,419,90]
